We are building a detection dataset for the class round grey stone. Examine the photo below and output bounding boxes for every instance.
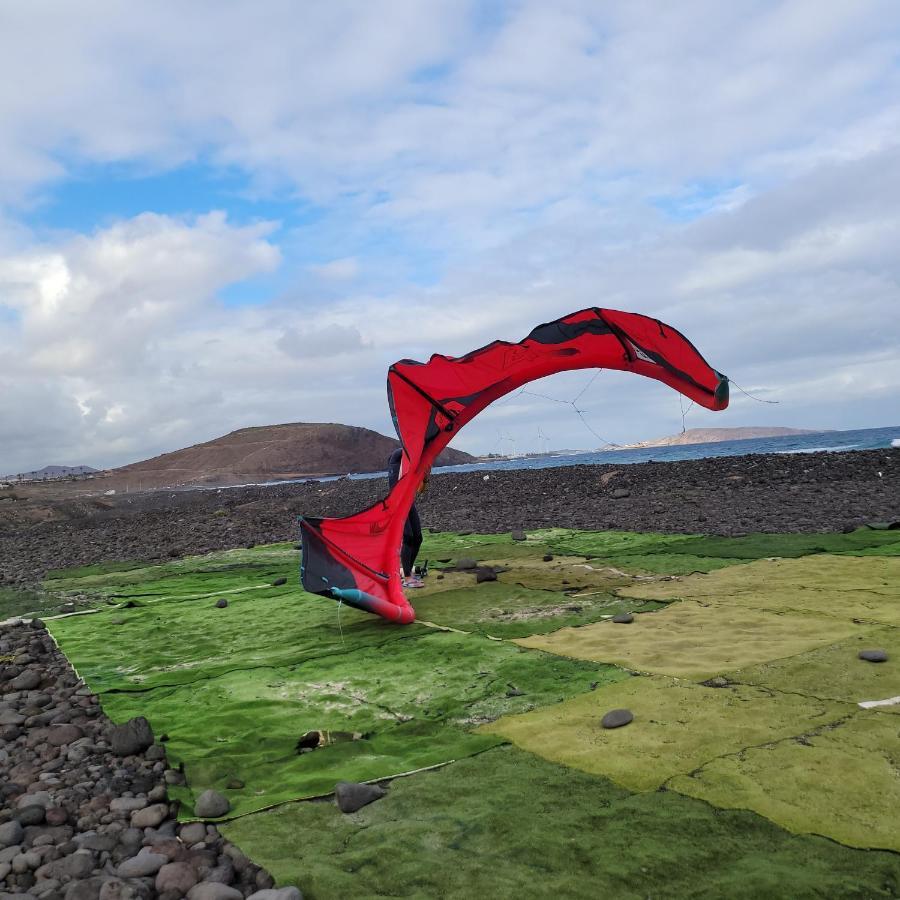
[455,558,477,570]
[601,709,634,729]
[194,790,230,819]
[130,803,169,828]
[858,649,888,663]
[0,819,24,848]
[215,599,228,609]
[156,860,199,895]
[13,805,45,826]
[11,670,41,691]
[187,884,244,900]
[178,823,207,846]
[116,850,167,878]
[246,890,303,900]
[611,613,634,624]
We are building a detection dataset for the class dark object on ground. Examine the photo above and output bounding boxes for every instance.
[271,577,287,586]
[611,488,631,499]
[858,649,889,663]
[109,716,154,756]
[296,731,321,752]
[612,613,634,624]
[703,677,731,688]
[335,781,385,814]
[601,709,634,729]
[475,567,498,583]
[542,554,554,562]
[511,530,527,541]
[456,558,478,570]
[195,789,231,818]
[216,598,229,608]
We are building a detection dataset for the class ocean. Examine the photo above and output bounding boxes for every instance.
[431,425,900,477]
[220,425,899,489]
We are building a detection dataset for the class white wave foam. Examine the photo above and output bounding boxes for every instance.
[776,444,860,454]
[891,438,900,448]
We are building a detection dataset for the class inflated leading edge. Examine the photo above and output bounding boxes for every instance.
[299,308,729,623]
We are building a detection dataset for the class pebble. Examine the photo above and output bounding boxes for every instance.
[156,860,200,895]
[0,820,24,847]
[858,649,889,663]
[13,805,45,826]
[194,790,231,819]
[542,554,554,562]
[601,709,634,729]
[455,558,477,570]
[130,803,169,828]
[187,884,244,900]
[271,578,287,587]
[246,889,303,900]
[179,823,208,846]
[611,613,634,624]
[334,781,385,813]
[116,850,168,877]
[215,599,228,609]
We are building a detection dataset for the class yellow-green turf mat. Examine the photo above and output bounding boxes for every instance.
[413,579,665,638]
[620,554,900,625]
[731,626,900,710]
[514,603,860,679]
[478,675,850,792]
[669,710,900,852]
[220,746,900,900]
[97,631,623,817]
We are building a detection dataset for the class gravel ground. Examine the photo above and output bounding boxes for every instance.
[0,619,303,900]
[1,449,898,587]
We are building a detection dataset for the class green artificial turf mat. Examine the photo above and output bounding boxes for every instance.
[731,626,900,710]
[670,710,900,851]
[49,586,419,691]
[515,603,858,679]
[79,623,622,817]
[414,579,664,639]
[479,676,850,792]
[220,746,900,900]
[671,528,900,559]
[620,555,900,625]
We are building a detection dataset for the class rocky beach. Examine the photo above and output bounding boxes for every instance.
[1,449,897,588]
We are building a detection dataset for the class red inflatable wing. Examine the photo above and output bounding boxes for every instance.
[300,308,728,623]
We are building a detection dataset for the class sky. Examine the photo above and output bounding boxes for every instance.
[1,0,899,474]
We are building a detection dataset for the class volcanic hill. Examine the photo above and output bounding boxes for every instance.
[100,422,475,490]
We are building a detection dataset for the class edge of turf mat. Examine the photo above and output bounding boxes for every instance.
[220,746,900,900]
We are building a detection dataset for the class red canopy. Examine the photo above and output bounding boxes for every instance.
[300,308,728,623]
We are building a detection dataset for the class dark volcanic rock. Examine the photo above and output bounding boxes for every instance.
[215,599,228,609]
[109,717,154,756]
[611,613,634,624]
[601,709,634,729]
[858,649,889,663]
[334,781,385,813]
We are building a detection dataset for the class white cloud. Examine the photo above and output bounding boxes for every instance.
[1,1,899,472]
